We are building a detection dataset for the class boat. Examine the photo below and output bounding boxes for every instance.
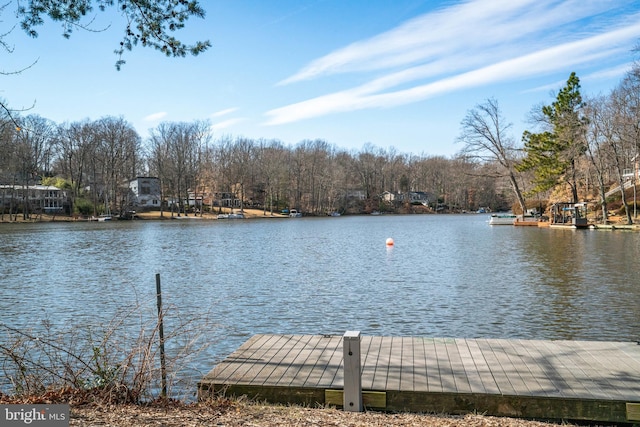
[289,209,302,218]
[217,212,244,219]
[90,213,112,221]
[549,202,592,229]
[488,213,516,225]
[328,211,341,217]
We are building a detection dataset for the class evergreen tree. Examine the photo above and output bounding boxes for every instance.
[517,72,588,202]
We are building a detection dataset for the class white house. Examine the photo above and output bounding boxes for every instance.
[128,177,161,209]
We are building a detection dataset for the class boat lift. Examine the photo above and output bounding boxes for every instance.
[550,202,590,228]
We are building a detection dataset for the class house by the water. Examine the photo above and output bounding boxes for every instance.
[0,185,68,214]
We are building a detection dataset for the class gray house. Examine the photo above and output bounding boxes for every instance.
[129,177,161,209]
[0,184,67,213]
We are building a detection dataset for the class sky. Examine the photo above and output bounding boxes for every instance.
[3,0,640,157]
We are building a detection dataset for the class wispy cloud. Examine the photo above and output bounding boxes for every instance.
[278,0,611,85]
[266,0,640,125]
[524,62,634,94]
[210,108,239,118]
[143,112,168,122]
[211,118,245,130]
[584,63,633,81]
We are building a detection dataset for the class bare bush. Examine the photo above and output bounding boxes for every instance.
[0,301,217,403]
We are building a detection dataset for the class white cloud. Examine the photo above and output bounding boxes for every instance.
[143,112,168,122]
[266,1,640,125]
[210,108,239,118]
[584,63,633,81]
[211,118,245,130]
[278,0,614,85]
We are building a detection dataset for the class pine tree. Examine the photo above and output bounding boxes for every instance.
[517,72,588,202]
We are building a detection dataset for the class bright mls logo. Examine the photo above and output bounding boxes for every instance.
[1,405,69,426]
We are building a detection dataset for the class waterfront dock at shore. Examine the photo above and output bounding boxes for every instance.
[198,334,640,424]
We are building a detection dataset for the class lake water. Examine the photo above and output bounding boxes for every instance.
[1,214,639,396]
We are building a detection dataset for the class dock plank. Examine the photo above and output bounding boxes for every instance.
[411,337,428,391]
[457,339,490,394]
[302,335,341,388]
[371,336,392,390]
[572,340,640,400]
[463,338,500,394]
[249,334,298,385]
[492,339,539,396]
[199,334,640,424]
[271,335,316,386]
[508,339,558,398]
[217,334,285,384]
[315,336,343,388]
[286,335,337,387]
[475,338,517,396]
[445,339,472,394]
[400,337,415,391]
[434,338,456,393]
[201,334,268,383]
[360,336,381,390]
[536,340,596,400]
[422,338,443,392]
[386,337,403,391]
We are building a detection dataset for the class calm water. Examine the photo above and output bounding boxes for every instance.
[1,214,639,393]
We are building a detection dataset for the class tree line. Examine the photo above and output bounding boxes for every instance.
[2,65,640,221]
[0,115,510,217]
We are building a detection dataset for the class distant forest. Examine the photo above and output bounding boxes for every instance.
[2,64,640,222]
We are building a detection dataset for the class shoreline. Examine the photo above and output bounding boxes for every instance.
[0,395,574,427]
[0,208,288,223]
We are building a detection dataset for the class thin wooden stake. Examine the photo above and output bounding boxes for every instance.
[156,273,167,398]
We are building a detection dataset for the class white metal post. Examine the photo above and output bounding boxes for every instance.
[343,330,362,411]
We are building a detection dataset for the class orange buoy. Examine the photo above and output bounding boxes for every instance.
[386,237,394,246]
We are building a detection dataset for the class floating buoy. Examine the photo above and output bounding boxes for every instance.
[386,237,394,246]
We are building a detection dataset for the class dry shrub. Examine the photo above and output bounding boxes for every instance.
[0,299,218,404]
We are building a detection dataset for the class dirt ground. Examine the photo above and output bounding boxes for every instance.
[68,400,575,427]
[0,208,285,222]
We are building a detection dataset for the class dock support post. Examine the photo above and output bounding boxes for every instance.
[343,330,362,411]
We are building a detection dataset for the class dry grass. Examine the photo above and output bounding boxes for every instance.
[0,389,577,426]
[67,399,575,427]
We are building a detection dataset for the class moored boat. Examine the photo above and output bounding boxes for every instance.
[488,213,516,225]
[218,212,244,219]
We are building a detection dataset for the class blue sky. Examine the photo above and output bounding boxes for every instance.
[3,0,640,157]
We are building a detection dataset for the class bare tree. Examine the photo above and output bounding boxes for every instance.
[96,117,142,214]
[53,120,97,216]
[583,95,616,223]
[458,98,527,214]
[255,139,287,215]
[11,115,56,218]
[147,121,208,216]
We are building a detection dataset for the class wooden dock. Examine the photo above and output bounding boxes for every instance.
[198,334,640,423]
